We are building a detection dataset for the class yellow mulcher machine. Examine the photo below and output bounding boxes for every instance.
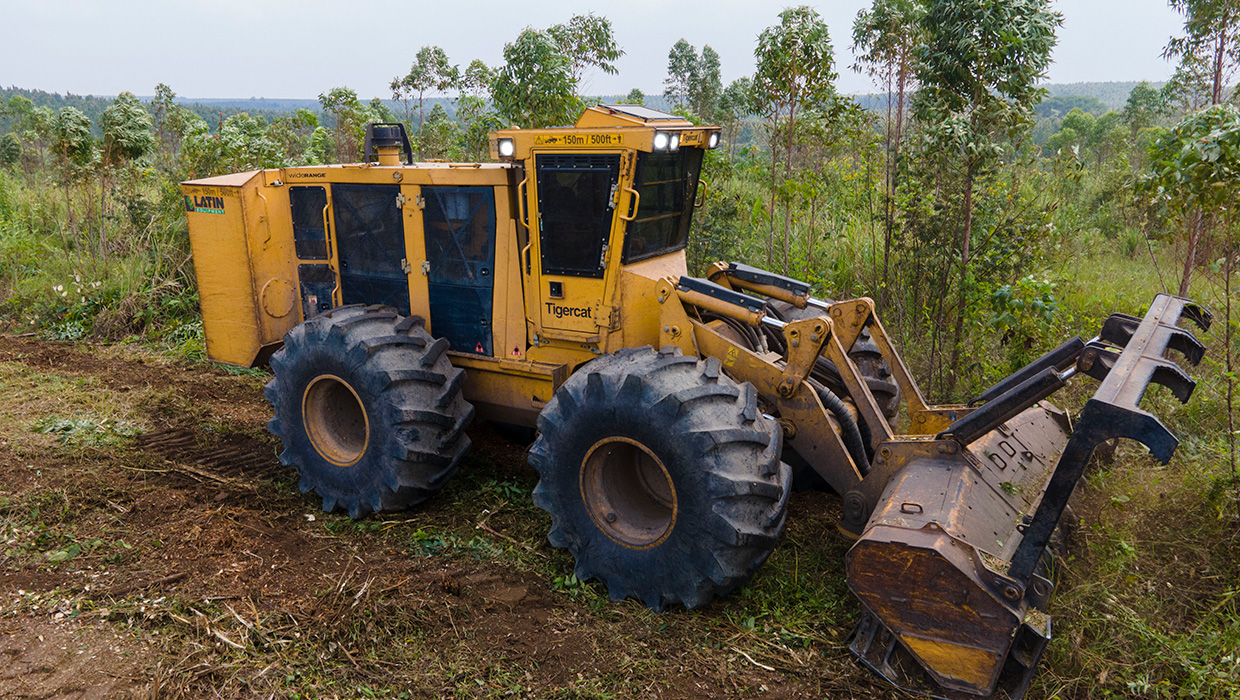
[182,105,1210,698]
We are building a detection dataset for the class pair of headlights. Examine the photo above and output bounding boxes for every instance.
[496,131,721,159]
[653,131,722,151]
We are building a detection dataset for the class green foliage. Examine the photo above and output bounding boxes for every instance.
[1143,104,1240,220]
[547,13,624,85]
[988,275,1059,371]
[1163,0,1240,108]
[663,41,722,121]
[852,0,925,87]
[1034,94,1108,118]
[53,107,93,167]
[753,7,838,120]
[621,88,644,105]
[100,92,154,166]
[492,29,580,128]
[0,133,20,166]
[31,414,140,446]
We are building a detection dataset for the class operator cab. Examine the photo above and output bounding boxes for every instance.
[491,105,720,347]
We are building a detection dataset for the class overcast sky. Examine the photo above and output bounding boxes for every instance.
[0,0,1185,100]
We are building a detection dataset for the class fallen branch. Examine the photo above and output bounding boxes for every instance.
[103,571,187,598]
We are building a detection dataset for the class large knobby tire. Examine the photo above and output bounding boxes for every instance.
[264,304,474,518]
[529,346,792,611]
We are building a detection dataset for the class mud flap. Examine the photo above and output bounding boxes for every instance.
[846,294,1211,699]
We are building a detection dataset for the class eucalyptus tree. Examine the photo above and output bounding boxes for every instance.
[1163,0,1240,108]
[1142,105,1240,503]
[853,0,926,289]
[753,6,838,270]
[548,13,623,91]
[492,28,579,128]
[392,46,460,145]
[716,78,755,158]
[664,41,723,121]
[913,0,1061,389]
[52,106,93,237]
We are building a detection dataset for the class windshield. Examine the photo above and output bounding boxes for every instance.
[621,147,703,263]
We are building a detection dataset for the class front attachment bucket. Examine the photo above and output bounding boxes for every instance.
[845,294,1210,699]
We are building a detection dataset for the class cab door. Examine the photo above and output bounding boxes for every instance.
[529,153,622,334]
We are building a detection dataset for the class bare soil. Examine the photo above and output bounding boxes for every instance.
[0,336,895,700]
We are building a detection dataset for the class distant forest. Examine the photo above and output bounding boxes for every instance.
[0,81,1153,148]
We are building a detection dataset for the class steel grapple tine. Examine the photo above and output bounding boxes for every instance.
[1079,342,1197,403]
[1100,310,1207,366]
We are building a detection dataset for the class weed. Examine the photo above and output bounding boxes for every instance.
[31,414,141,446]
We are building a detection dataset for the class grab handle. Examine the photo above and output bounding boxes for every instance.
[618,186,640,222]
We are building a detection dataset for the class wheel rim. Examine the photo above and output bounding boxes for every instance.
[580,437,677,549]
[302,374,370,467]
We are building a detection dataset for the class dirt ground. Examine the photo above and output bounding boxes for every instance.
[0,336,905,699]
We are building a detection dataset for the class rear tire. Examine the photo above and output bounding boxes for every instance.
[264,304,474,518]
[529,346,791,610]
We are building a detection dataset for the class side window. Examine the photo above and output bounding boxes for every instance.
[290,185,328,260]
[535,154,620,278]
[621,148,703,263]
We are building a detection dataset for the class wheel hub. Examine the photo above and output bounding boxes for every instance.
[302,374,370,467]
[580,437,677,549]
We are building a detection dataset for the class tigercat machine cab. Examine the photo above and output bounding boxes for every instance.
[183,106,1210,700]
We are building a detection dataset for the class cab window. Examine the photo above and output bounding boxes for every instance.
[621,147,704,263]
[536,153,620,278]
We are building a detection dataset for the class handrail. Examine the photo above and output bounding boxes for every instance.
[618,186,640,222]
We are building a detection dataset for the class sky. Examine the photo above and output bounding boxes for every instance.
[0,0,1186,101]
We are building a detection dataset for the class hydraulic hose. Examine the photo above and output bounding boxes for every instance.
[809,378,871,476]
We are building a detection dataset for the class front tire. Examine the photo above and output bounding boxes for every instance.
[264,304,474,518]
[529,346,791,611]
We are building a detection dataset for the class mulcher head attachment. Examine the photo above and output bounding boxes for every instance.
[846,294,1211,699]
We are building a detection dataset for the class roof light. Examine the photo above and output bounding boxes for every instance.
[708,133,720,149]
[653,132,670,151]
[497,138,515,158]
[669,134,680,152]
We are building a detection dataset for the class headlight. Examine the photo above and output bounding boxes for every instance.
[669,134,680,151]
[497,138,515,158]
[708,133,720,149]
[653,132,670,151]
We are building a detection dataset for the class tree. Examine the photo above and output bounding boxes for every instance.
[100,92,154,167]
[663,41,723,120]
[548,13,623,90]
[693,46,722,121]
[1124,81,1170,131]
[491,28,579,128]
[318,87,364,162]
[52,106,93,237]
[914,0,1061,391]
[1163,0,1240,108]
[150,83,197,171]
[269,108,319,164]
[393,46,460,144]
[853,0,926,296]
[716,78,755,156]
[753,6,839,269]
[419,103,459,160]
[664,39,698,110]
[0,133,19,167]
[622,88,645,105]
[1160,0,1240,296]
[1141,105,1240,504]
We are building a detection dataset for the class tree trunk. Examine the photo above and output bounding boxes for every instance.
[781,102,799,275]
[947,168,975,395]
[1212,31,1226,106]
[767,112,780,268]
[1179,211,1203,296]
